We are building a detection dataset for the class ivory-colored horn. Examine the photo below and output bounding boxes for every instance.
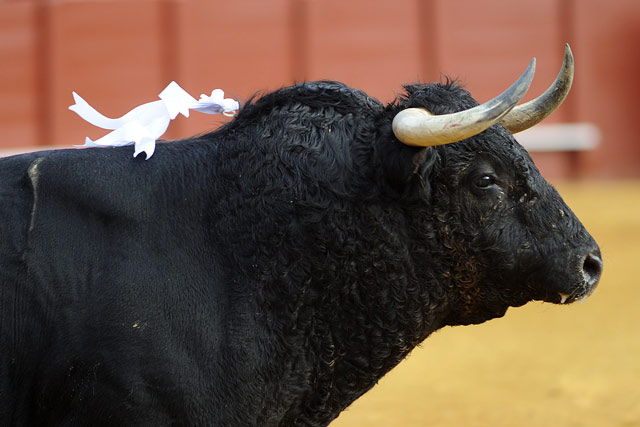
[392,59,536,147]
[500,44,574,134]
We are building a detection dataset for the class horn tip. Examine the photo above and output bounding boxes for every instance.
[563,43,574,64]
[523,58,537,80]
[521,58,536,87]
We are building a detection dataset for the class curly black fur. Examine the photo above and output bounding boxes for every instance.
[0,80,600,426]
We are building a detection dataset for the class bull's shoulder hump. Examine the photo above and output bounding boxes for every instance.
[238,81,384,121]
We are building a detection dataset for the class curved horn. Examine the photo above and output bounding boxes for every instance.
[392,58,536,147]
[500,44,574,134]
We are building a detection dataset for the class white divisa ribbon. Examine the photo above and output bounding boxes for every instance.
[69,81,240,159]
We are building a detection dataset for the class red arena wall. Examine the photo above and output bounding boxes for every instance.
[1,0,639,179]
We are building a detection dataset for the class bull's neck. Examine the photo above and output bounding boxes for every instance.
[267,201,448,425]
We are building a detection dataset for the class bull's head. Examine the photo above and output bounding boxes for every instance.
[387,44,602,325]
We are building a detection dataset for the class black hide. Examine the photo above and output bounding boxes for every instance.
[0,81,600,426]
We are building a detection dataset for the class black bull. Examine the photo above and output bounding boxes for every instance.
[0,78,601,424]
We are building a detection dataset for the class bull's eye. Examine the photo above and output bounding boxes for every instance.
[474,174,497,189]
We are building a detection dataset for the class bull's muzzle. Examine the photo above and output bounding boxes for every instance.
[559,247,603,304]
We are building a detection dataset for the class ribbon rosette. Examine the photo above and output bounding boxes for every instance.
[69,81,239,159]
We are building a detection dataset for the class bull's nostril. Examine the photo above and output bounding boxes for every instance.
[582,251,603,287]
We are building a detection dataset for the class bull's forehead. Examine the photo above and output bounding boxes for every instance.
[400,81,545,189]
[440,125,535,174]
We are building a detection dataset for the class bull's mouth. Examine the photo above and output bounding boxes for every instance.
[545,278,600,305]
[555,287,597,305]
[535,285,596,305]
[538,276,600,305]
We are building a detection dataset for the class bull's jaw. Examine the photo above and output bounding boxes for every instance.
[442,290,512,327]
[443,245,602,325]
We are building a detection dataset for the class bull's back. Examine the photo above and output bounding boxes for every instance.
[0,147,266,424]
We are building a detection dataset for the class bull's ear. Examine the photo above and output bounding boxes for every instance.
[378,140,436,195]
[410,147,437,177]
[375,111,437,195]
[408,147,438,196]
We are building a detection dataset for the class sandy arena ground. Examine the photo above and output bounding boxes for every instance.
[331,181,640,427]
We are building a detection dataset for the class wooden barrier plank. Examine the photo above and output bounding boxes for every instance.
[46,0,168,147]
[436,0,565,112]
[572,0,640,178]
[0,2,39,147]
[304,0,422,102]
[175,0,291,136]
